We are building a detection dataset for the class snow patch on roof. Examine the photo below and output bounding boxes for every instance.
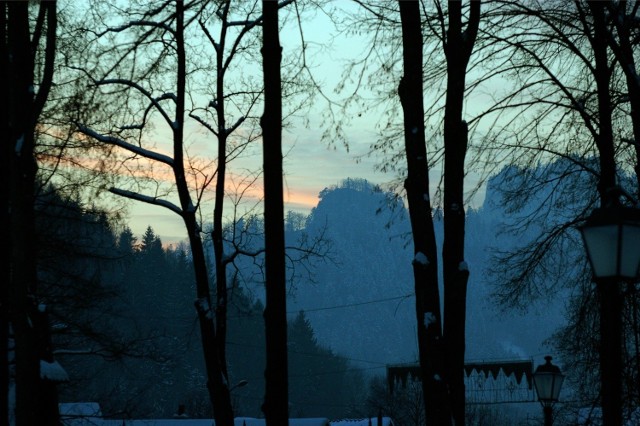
[40,360,69,382]
[331,418,395,426]
[235,419,329,426]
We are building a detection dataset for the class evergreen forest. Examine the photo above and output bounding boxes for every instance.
[41,186,371,420]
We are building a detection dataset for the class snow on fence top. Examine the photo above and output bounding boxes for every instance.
[235,418,329,426]
[330,417,395,426]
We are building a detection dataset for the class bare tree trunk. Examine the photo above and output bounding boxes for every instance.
[397,2,450,425]
[587,1,617,195]
[442,2,479,425]
[587,3,622,426]
[211,2,231,381]
[7,4,40,422]
[5,2,57,424]
[73,1,257,421]
[606,0,640,198]
[187,214,234,426]
[1,4,10,424]
[173,2,234,424]
[34,308,63,426]
[260,1,288,425]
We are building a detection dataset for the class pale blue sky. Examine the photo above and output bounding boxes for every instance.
[123,3,488,245]
[126,4,390,244]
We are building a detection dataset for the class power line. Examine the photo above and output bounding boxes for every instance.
[292,293,414,314]
[226,340,391,366]
[119,293,415,320]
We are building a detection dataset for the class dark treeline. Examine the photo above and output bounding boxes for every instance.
[39,184,370,420]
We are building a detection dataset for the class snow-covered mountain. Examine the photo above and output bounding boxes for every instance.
[286,174,568,370]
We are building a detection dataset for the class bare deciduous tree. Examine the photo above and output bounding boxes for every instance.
[397,1,449,423]
[2,1,59,425]
[74,1,237,423]
[260,0,288,424]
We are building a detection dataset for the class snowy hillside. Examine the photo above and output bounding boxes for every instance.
[286,175,568,369]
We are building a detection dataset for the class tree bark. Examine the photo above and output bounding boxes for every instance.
[442,2,479,425]
[1,4,10,424]
[398,2,451,425]
[587,3,622,426]
[212,2,231,382]
[173,2,234,424]
[260,1,289,425]
[5,2,57,424]
[587,1,617,196]
[7,4,40,423]
[606,0,640,198]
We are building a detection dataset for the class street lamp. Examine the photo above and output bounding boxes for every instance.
[579,204,640,280]
[533,356,564,426]
[579,201,640,426]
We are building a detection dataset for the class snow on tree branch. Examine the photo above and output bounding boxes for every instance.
[76,124,174,167]
[100,20,176,37]
[109,187,183,216]
[225,116,246,136]
[189,113,218,136]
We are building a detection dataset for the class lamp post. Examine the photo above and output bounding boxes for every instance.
[579,202,640,426]
[533,356,564,426]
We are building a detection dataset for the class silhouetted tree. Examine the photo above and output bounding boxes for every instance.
[261,0,288,424]
[397,1,480,424]
[366,376,424,426]
[604,0,640,196]
[471,3,639,423]
[441,2,480,424]
[74,2,236,422]
[287,311,364,419]
[397,2,449,423]
[2,2,58,425]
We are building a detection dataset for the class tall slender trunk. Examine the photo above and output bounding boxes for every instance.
[608,0,640,198]
[6,2,44,424]
[8,2,40,420]
[212,2,231,380]
[442,2,479,425]
[173,2,233,424]
[1,4,11,424]
[398,2,450,425]
[260,1,288,425]
[588,3,622,426]
[588,1,616,195]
